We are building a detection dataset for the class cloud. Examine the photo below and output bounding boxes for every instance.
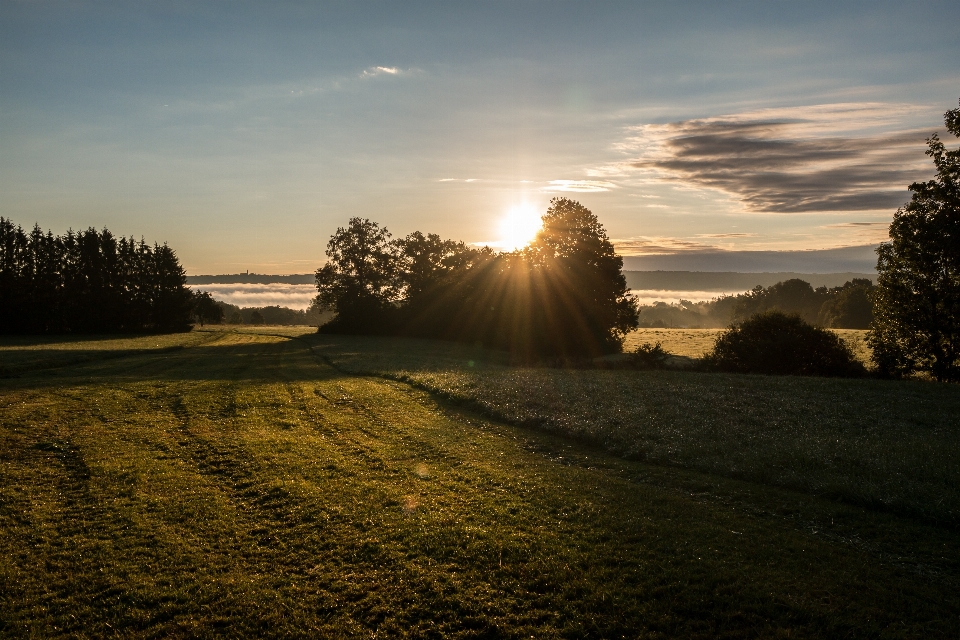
[823,221,889,228]
[360,66,418,78]
[585,165,628,178]
[613,236,723,255]
[543,180,617,193]
[616,103,935,213]
[820,220,891,243]
[697,233,757,238]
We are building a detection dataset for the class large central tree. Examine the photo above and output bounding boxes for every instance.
[526,198,639,355]
[314,200,639,358]
[315,218,400,334]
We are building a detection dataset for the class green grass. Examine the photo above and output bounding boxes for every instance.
[311,333,960,526]
[1,328,959,637]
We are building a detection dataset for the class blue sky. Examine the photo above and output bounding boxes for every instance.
[1,1,958,273]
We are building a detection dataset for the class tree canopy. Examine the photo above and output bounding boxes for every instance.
[314,218,400,334]
[869,99,960,381]
[315,199,639,358]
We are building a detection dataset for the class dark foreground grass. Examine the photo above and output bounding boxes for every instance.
[310,334,960,527]
[1,328,959,637]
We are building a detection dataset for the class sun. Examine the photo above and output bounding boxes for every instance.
[498,204,543,251]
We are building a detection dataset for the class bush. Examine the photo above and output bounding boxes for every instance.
[704,311,865,377]
[631,342,671,369]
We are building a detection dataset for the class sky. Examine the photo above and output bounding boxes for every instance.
[1,1,958,275]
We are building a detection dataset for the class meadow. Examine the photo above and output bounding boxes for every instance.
[623,328,873,365]
[1,327,958,637]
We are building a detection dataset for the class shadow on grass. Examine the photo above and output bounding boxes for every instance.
[0,334,346,385]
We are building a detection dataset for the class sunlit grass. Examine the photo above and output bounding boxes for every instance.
[1,327,958,636]
[313,332,959,525]
[624,328,873,366]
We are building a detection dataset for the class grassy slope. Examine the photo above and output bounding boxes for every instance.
[1,328,958,638]
[312,333,960,526]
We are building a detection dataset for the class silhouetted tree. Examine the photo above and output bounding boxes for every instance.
[315,200,639,359]
[525,198,639,355]
[818,279,874,329]
[250,310,265,325]
[315,218,400,334]
[870,100,960,381]
[0,218,193,334]
[192,291,224,326]
[734,279,826,324]
[395,231,482,300]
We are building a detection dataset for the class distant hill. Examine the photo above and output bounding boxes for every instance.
[186,274,314,285]
[620,245,879,273]
[624,271,874,292]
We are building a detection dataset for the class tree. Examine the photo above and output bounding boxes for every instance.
[394,231,481,300]
[250,310,265,325]
[315,218,400,334]
[818,279,874,329]
[525,198,639,355]
[733,279,826,324]
[0,218,193,334]
[869,100,960,382]
[192,290,224,326]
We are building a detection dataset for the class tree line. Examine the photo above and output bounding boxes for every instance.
[637,278,874,329]
[214,301,331,326]
[316,198,639,359]
[0,219,193,333]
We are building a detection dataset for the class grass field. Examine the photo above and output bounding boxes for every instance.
[624,328,873,365]
[2,327,959,637]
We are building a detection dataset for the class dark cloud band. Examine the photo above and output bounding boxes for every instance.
[629,116,932,213]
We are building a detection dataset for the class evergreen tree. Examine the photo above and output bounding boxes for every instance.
[0,218,194,334]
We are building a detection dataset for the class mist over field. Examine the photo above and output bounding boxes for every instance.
[194,283,317,310]
[630,290,735,305]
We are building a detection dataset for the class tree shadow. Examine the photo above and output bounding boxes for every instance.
[0,335,348,386]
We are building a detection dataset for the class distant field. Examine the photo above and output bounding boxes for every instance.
[625,328,873,365]
[2,328,958,637]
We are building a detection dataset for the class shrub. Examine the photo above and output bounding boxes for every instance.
[631,342,671,369]
[704,311,865,377]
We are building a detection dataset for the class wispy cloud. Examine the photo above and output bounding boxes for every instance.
[361,66,399,77]
[823,221,889,228]
[820,221,891,243]
[543,180,617,193]
[614,103,935,213]
[585,165,628,178]
[360,66,417,78]
[697,233,757,238]
[613,236,723,255]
